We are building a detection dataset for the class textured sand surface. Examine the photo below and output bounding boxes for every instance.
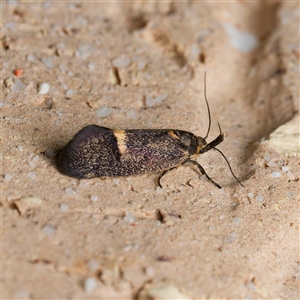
[2,2,299,299]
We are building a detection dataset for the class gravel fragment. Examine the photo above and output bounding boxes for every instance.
[84,277,97,293]
[38,83,50,95]
[27,172,37,179]
[95,106,112,117]
[43,224,56,235]
[4,174,12,181]
[255,194,264,203]
[12,78,27,92]
[272,171,281,178]
[281,166,289,172]
[126,110,138,119]
[45,149,56,158]
[60,203,68,211]
[90,195,98,201]
[87,259,99,271]
[41,57,53,69]
[222,22,259,52]
[66,89,74,97]
[123,213,135,224]
[65,187,76,195]
[112,55,131,68]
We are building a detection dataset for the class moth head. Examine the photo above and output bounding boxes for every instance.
[196,136,207,154]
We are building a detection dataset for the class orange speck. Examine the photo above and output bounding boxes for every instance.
[13,69,23,77]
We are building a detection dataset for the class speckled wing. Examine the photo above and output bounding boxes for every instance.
[57,125,196,179]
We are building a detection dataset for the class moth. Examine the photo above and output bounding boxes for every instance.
[57,75,243,188]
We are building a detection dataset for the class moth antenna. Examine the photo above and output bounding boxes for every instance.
[213,122,244,186]
[203,72,211,140]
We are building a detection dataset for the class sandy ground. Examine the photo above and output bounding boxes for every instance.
[2,1,299,299]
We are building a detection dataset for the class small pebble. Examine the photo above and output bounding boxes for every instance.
[222,22,259,52]
[112,55,131,68]
[84,277,97,293]
[88,63,95,70]
[255,194,264,203]
[45,98,53,107]
[65,187,76,195]
[145,94,155,107]
[4,174,12,182]
[27,54,35,62]
[60,203,68,211]
[43,224,56,235]
[247,193,254,199]
[0,102,5,109]
[113,178,120,184]
[232,217,241,226]
[90,195,98,201]
[38,83,50,95]
[12,78,27,92]
[281,166,289,172]
[27,172,37,179]
[272,171,281,178]
[263,154,271,162]
[76,44,94,59]
[66,89,74,97]
[87,259,99,271]
[126,110,138,119]
[123,213,135,224]
[144,266,155,277]
[45,148,56,158]
[95,106,112,117]
[17,145,23,151]
[41,57,53,69]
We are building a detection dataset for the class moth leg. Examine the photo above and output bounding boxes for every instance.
[184,159,222,189]
[157,167,177,188]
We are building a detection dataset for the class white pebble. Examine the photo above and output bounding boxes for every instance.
[126,110,138,119]
[112,55,131,68]
[90,195,98,201]
[88,63,95,70]
[12,78,27,92]
[144,266,155,277]
[27,172,36,179]
[232,217,241,225]
[155,93,168,103]
[145,94,155,107]
[4,174,12,181]
[113,178,120,184]
[281,166,289,172]
[41,57,53,69]
[247,193,254,199]
[66,89,74,97]
[43,224,56,235]
[123,213,135,224]
[27,54,35,62]
[87,259,99,271]
[60,204,68,211]
[255,194,264,203]
[222,22,259,52]
[84,277,97,293]
[38,83,50,95]
[17,145,23,151]
[95,106,112,117]
[0,102,5,109]
[76,44,94,59]
[263,154,271,162]
[65,187,76,195]
[272,171,281,178]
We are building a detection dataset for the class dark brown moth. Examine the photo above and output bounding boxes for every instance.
[57,75,244,188]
